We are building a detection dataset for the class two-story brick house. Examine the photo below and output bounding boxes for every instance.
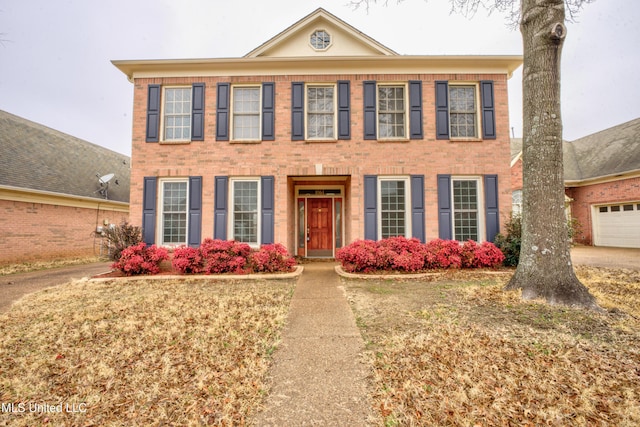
[113,8,521,258]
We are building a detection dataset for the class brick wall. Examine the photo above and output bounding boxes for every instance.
[0,199,128,265]
[129,73,513,252]
[566,176,640,245]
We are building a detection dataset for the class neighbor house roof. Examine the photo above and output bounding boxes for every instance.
[0,110,130,203]
[510,117,640,185]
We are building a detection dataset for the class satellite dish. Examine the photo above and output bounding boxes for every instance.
[98,173,115,185]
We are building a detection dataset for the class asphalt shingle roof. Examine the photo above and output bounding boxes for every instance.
[0,110,130,203]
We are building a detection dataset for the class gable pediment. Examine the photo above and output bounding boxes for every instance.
[245,8,397,58]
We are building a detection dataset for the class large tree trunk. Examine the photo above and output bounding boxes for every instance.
[505,0,597,309]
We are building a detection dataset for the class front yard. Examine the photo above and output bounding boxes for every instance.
[344,265,640,426]
[1,265,638,426]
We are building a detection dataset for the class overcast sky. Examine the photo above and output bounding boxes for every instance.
[1,0,638,156]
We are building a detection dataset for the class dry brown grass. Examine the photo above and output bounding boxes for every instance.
[0,257,104,276]
[0,278,294,426]
[345,267,640,426]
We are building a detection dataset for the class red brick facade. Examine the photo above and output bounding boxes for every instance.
[0,197,127,265]
[128,73,514,255]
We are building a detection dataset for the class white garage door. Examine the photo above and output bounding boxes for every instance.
[593,203,640,248]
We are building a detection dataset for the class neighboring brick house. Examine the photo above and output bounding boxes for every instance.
[0,110,130,265]
[113,8,521,258]
[511,117,640,248]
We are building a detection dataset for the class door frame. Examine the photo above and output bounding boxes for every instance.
[295,184,344,258]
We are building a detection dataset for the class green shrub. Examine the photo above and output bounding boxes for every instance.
[494,213,521,267]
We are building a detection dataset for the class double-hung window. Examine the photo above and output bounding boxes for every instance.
[307,85,335,140]
[232,86,260,141]
[378,177,410,238]
[230,179,260,245]
[161,179,188,245]
[452,178,482,241]
[163,87,192,141]
[449,85,477,138]
[378,85,406,139]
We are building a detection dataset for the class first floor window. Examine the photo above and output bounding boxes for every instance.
[378,85,406,138]
[231,179,259,245]
[453,179,480,241]
[232,86,260,140]
[449,85,477,138]
[163,87,192,141]
[379,178,410,238]
[161,180,188,244]
[307,85,335,139]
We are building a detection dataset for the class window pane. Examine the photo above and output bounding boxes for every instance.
[162,181,187,244]
[378,86,405,138]
[232,87,260,140]
[453,180,478,241]
[449,86,477,138]
[164,88,191,141]
[233,181,258,244]
[307,86,334,139]
[380,180,406,238]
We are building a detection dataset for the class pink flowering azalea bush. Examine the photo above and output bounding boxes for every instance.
[171,239,296,275]
[336,237,505,273]
[111,242,169,276]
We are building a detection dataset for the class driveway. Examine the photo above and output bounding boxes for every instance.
[571,246,640,270]
[0,261,112,313]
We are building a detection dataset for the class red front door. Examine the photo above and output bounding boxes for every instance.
[307,198,333,256]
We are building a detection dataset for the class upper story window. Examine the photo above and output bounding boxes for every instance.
[307,85,335,139]
[449,85,478,138]
[310,30,331,50]
[163,87,192,141]
[232,86,261,141]
[435,80,495,140]
[378,85,407,139]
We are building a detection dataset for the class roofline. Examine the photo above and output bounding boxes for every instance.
[244,7,398,58]
[0,185,129,211]
[112,55,523,82]
[564,169,640,187]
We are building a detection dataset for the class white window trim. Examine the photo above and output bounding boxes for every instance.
[377,176,411,239]
[451,176,485,242]
[228,177,262,248]
[305,83,338,141]
[160,86,192,143]
[158,178,189,247]
[230,84,262,142]
[448,82,482,140]
[376,82,409,141]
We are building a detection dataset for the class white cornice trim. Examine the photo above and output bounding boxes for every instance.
[0,185,129,212]
[564,169,640,187]
[112,55,523,82]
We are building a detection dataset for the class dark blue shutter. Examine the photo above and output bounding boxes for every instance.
[291,82,304,140]
[364,175,377,240]
[337,80,351,140]
[409,81,423,139]
[146,85,161,142]
[480,81,496,139]
[410,175,425,242]
[262,82,275,141]
[142,177,157,244]
[188,176,202,247]
[214,176,228,239]
[437,175,452,239]
[216,83,230,141]
[435,81,450,140]
[261,176,275,244]
[191,83,205,141]
[363,81,377,140]
[484,174,500,242]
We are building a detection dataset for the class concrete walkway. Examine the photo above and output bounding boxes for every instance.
[254,262,373,426]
